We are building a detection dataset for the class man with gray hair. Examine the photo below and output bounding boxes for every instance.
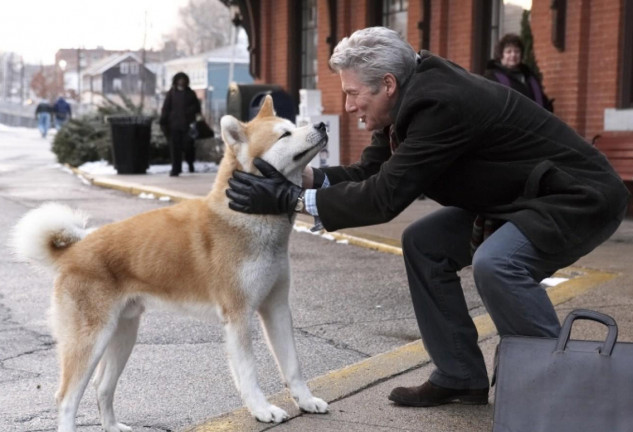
[226,27,629,408]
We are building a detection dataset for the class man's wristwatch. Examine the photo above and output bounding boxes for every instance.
[294,190,306,213]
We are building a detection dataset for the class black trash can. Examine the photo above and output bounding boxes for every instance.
[107,115,153,174]
[227,83,283,121]
[227,84,297,122]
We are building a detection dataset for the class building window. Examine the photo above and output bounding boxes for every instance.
[418,0,430,51]
[382,0,408,37]
[620,0,633,108]
[113,78,121,91]
[473,0,532,74]
[130,62,139,75]
[472,0,494,74]
[120,62,129,74]
[301,0,318,89]
[551,0,566,52]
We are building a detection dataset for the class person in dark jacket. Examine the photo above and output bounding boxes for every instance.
[52,97,72,129]
[484,33,553,112]
[226,27,629,408]
[160,72,202,176]
[35,100,53,137]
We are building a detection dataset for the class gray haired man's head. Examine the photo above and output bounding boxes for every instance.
[329,27,418,93]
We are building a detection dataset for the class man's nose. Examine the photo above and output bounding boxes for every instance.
[314,122,326,132]
[345,97,356,112]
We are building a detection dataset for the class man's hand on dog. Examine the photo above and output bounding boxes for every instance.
[227,158,302,220]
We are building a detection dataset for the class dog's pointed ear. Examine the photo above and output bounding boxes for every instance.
[220,115,246,155]
[254,95,275,119]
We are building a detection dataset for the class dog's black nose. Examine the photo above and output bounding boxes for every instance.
[314,122,326,132]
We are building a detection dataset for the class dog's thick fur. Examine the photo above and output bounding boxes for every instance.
[10,96,328,432]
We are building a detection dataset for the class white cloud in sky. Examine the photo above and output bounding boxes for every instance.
[505,0,532,10]
[1,0,189,64]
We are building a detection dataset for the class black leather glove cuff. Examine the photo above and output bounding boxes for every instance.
[312,168,326,188]
[226,158,303,221]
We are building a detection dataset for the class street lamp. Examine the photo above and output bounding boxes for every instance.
[58,59,67,98]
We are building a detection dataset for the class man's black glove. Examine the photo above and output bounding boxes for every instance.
[226,158,303,220]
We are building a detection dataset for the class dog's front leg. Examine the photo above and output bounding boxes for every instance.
[257,279,328,415]
[223,315,288,423]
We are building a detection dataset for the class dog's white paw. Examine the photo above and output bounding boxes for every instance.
[299,396,329,414]
[104,422,132,432]
[252,404,289,423]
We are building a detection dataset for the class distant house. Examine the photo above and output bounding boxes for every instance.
[206,40,253,117]
[81,53,156,107]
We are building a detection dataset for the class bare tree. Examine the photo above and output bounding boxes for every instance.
[30,66,63,100]
[172,0,232,56]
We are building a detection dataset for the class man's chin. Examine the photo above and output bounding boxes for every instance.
[362,120,378,131]
[365,122,389,132]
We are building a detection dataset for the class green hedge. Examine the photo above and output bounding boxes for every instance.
[51,93,170,167]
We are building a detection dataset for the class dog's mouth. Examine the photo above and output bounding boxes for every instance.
[292,136,329,161]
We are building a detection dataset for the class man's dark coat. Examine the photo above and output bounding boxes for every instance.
[316,51,629,254]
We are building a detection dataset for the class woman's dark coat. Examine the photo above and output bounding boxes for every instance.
[315,51,629,254]
[159,72,201,137]
[484,59,553,112]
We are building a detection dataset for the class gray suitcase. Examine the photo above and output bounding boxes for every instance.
[493,309,633,432]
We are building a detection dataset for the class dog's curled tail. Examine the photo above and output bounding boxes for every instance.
[10,203,90,268]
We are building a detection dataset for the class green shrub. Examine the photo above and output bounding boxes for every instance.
[51,92,170,167]
[51,115,111,166]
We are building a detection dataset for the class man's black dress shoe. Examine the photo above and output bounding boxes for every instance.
[388,381,489,407]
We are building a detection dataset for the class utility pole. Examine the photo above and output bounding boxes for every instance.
[19,56,24,104]
[139,9,148,113]
[1,54,7,101]
[77,48,81,103]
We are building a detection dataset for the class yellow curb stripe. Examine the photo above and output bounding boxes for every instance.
[91,176,199,202]
[186,267,618,432]
[68,165,198,202]
[294,220,403,255]
[546,266,618,305]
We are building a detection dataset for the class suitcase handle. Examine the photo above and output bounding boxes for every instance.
[555,309,618,356]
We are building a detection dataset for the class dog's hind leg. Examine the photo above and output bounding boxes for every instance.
[92,300,143,432]
[223,314,289,423]
[257,276,328,415]
[53,295,118,432]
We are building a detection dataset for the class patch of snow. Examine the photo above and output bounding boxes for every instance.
[541,277,569,287]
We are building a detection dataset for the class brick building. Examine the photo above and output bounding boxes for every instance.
[227,0,632,187]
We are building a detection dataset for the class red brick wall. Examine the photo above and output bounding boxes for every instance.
[254,0,628,164]
[585,0,622,138]
[444,0,475,69]
[532,0,623,139]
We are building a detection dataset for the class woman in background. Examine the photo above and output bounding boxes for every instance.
[484,33,553,112]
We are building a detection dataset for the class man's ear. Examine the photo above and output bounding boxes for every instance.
[383,73,398,97]
[220,115,246,155]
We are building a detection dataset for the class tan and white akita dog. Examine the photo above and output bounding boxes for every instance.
[10,95,329,432]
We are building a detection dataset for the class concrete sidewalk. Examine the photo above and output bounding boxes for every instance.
[75,167,633,432]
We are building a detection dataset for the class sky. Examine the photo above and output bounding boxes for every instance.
[1,0,190,65]
[507,0,532,10]
[2,0,533,66]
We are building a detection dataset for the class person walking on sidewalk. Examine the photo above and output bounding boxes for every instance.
[159,72,202,177]
[225,27,630,408]
[35,100,53,137]
[52,97,72,129]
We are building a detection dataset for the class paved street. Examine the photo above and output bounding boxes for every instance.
[0,126,476,431]
[2,124,632,432]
